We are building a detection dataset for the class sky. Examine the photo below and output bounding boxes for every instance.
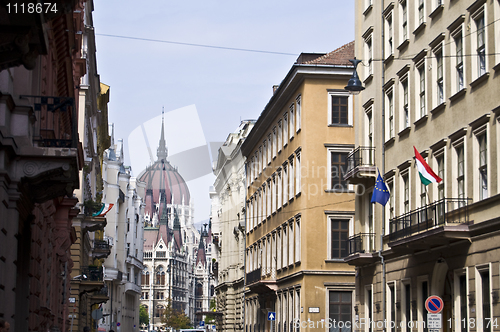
[92,0,354,226]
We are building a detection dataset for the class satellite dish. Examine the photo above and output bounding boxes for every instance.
[92,309,103,320]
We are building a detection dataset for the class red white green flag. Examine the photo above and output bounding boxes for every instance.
[414,146,442,186]
[92,203,114,217]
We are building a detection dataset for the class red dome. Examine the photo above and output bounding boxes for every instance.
[138,159,190,216]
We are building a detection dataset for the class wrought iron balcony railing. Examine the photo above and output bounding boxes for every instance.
[347,233,376,255]
[346,146,376,174]
[81,266,104,282]
[246,267,261,284]
[389,198,471,242]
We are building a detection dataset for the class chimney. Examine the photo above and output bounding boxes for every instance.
[273,85,279,94]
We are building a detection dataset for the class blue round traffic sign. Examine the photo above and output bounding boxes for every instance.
[425,296,443,313]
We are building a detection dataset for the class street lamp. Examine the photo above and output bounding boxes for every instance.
[344,58,365,95]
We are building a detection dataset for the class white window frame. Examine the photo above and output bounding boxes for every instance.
[327,147,354,192]
[452,137,467,204]
[401,279,412,332]
[385,86,395,141]
[278,119,283,153]
[400,0,408,44]
[364,33,373,79]
[385,10,394,58]
[450,25,466,95]
[473,124,490,201]
[399,73,410,131]
[415,0,426,29]
[328,90,353,126]
[326,213,354,260]
[288,156,294,201]
[288,220,294,266]
[417,276,429,332]
[416,59,427,119]
[283,111,289,147]
[400,167,411,216]
[432,43,445,108]
[296,95,301,132]
[289,103,295,140]
[453,268,469,332]
[272,127,277,159]
[295,216,301,263]
[295,150,301,196]
[283,161,288,206]
[470,5,488,81]
[277,168,282,210]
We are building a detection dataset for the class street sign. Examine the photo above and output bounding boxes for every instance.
[117,322,121,327]
[268,312,276,321]
[425,296,444,313]
[69,297,76,303]
[427,314,442,328]
[92,309,103,320]
[200,321,205,327]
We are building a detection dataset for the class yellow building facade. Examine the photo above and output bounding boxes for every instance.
[241,42,357,332]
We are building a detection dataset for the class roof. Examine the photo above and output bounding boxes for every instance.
[303,41,354,66]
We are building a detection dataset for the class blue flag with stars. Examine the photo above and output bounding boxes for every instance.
[371,170,390,206]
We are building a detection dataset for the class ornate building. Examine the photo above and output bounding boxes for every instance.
[140,114,214,329]
[211,120,255,332]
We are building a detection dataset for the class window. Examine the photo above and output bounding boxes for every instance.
[330,152,348,191]
[273,127,277,159]
[436,153,445,200]
[459,274,468,332]
[417,0,425,26]
[455,30,464,91]
[435,48,444,105]
[289,103,295,140]
[402,172,410,214]
[296,95,301,132]
[387,90,394,139]
[277,169,282,209]
[478,133,488,200]
[267,134,272,165]
[278,120,282,153]
[330,219,349,259]
[479,270,492,332]
[329,92,352,126]
[418,62,426,117]
[283,112,288,147]
[365,35,373,78]
[476,13,486,77]
[388,283,396,332]
[288,222,294,266]
[366,286,373,332]
[456,144,465,201]
[402,281,412,332]
[262,140,267,171]
[295,216,301,263]
[401,0,408,41]
[401,76,409,129]
[385,12,393,56]
[388,180,394,220]
[283,162,288,205]
[329,291,352,332]
[295,152,301,195]
[419,279,429,332]
[288,157,294,201]
[367,109,373,148]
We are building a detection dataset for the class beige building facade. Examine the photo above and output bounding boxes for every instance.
[212,120,255,332]
[347,1,500,332]
[241,43,356,332]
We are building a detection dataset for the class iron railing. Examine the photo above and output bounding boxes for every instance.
[261,267,277,279]
[21,95,78,148]
[389,198,471,241]
[81,266,103,282]
[246,267,261,284]
[94,239,110,251]
[347,233,376,255]
[346,146,376,174]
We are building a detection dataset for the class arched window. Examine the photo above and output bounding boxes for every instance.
[160,271,165,285]
[195,282,203,297]
[156,266,164,285]
[142,267,149,285]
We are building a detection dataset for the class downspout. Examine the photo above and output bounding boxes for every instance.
[379,1,387,331]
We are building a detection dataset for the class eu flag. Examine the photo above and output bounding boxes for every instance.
[371,171,390,206]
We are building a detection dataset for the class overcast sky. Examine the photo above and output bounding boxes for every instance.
[93,0,354,225]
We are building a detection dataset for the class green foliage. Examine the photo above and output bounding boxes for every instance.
[204,298,217,324]
[139,305,149,326]
[161,299,191,330]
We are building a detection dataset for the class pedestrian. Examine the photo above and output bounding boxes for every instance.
[0,319,10,332]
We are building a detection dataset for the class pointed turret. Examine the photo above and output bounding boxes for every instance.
[196,227,207,267]
[172,208,183,251]
[157,108,168,161]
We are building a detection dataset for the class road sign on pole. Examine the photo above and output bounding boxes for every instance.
[425,296,444,314]
[268,312,276,321]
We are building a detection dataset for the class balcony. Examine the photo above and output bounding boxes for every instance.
[89,286,109,306]
[92,239,111,259]
[77,266,105,295]
[246,267,277,293]
[344,146,377,186]
[388,198,471,252]
[124,282,141,294]
[344,233,379,266]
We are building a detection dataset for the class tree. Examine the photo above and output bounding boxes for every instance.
[139,305,149,327]
[161,299,191,330]
[204,298,217,325]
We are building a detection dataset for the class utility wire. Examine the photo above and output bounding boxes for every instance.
[96,33,298,56]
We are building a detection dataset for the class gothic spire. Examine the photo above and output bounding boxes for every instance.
[157,107,168,161]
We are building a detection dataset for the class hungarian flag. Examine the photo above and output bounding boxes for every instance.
[414,146,442,185]
[92,203,114,217]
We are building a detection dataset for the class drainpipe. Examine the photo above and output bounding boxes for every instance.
[379,1,387,331]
